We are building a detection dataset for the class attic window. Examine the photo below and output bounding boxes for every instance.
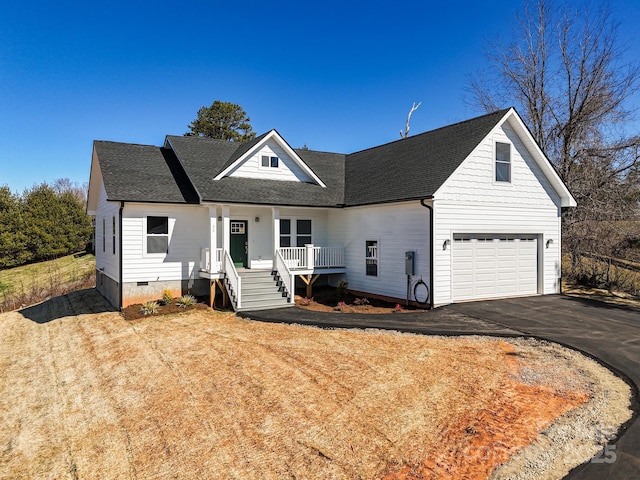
[261,155,279,168]
[495,142,511,182]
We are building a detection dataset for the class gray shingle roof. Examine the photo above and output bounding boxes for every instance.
[93,109,511,207]
[166,135,346,207]
[218,131,271,173]
[94,141,199,204]
[345,108,510,205]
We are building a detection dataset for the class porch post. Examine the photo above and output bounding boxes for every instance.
[222,206,230,254]
[272,207,280,258]
[208,206,218,271]
[305,243,315,269]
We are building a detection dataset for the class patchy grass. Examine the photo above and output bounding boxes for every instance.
[0,253,95,312]
[563,254,640,300]
[0,289,631,480]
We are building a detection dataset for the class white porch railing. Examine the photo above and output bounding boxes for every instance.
[278,246,345,270]
[202,246,344,273]
[223,250,241,310]
[275,250,295,304]
[313,246,344,268]
[200,248,223,272]
[278,247,306,269]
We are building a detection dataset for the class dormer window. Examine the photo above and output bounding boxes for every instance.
[261,155,279,168]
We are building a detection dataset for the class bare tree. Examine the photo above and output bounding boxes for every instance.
[52,178,88,204]
[400,101,422,138]
[468,0,640,291]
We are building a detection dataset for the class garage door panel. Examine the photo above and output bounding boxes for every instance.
[498,271,517,281]
[475,273,496,282]
[498,259,518,269]
[452,234,538,302]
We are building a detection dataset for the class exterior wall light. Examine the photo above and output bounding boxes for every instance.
[443,239,451,250]
[546,239,554,248]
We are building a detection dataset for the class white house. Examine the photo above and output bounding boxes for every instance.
[86,108,576,311]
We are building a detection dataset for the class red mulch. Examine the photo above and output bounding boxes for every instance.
[296,286,426,314]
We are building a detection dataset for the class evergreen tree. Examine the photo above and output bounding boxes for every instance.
[0,180,92,268]
[185,100,256,141]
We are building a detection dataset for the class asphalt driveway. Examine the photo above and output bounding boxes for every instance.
[241,294,640,479]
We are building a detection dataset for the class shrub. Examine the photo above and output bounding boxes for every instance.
[176,294,196,308]
[300,297,314,306]
[140,301,160,315]
[353,297,369,306]
[337,280,349,300]
[161,289,173,305]
[334,301,346,312]
[394,303,403,312]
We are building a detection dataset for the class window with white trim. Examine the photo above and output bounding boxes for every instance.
[495,142,511,182]
[280,219,291,247]
[261,155,279,168]
[366,240,378,276]
[146,216,169,254]
[296,220,312,246]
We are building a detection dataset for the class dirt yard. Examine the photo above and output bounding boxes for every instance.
[0,289,632,479]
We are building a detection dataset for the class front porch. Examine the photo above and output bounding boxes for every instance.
[198,245,346,311]
[195,205,346,311]
[199,245,347,277]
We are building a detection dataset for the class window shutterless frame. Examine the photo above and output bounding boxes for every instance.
[279,219,291,247]
[296,219,312,246]
[365,240,378,276]
[146,216,169,254]
[495,142,511,183]
[261,155,279,168]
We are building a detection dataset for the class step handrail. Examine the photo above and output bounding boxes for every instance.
[223,250,241,310]
[275,249,295,304]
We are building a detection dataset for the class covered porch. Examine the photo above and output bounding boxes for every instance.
[197,205,346,310]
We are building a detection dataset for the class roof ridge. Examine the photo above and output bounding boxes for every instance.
[295,148,347,155]
[94,139,158,148]
[165,134,251,145]
[347,107,512,157]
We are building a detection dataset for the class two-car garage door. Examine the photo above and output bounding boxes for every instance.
[452,234,538,302]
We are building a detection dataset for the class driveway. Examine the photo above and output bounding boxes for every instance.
[449,295,640,479]
[241,294,640,479]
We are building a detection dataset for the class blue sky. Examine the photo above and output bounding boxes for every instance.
[2,0,640,193]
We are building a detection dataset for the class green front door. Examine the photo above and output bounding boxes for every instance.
[230,220,248,268]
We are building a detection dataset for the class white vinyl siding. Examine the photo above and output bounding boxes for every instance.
[433,119,563,305]
[122,204,209,283]
[278,208,330,247]
[328,202,430,300]
[227,140,313,182]
[94,183,119,281]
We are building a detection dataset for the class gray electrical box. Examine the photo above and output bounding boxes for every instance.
[405,251,415,276]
